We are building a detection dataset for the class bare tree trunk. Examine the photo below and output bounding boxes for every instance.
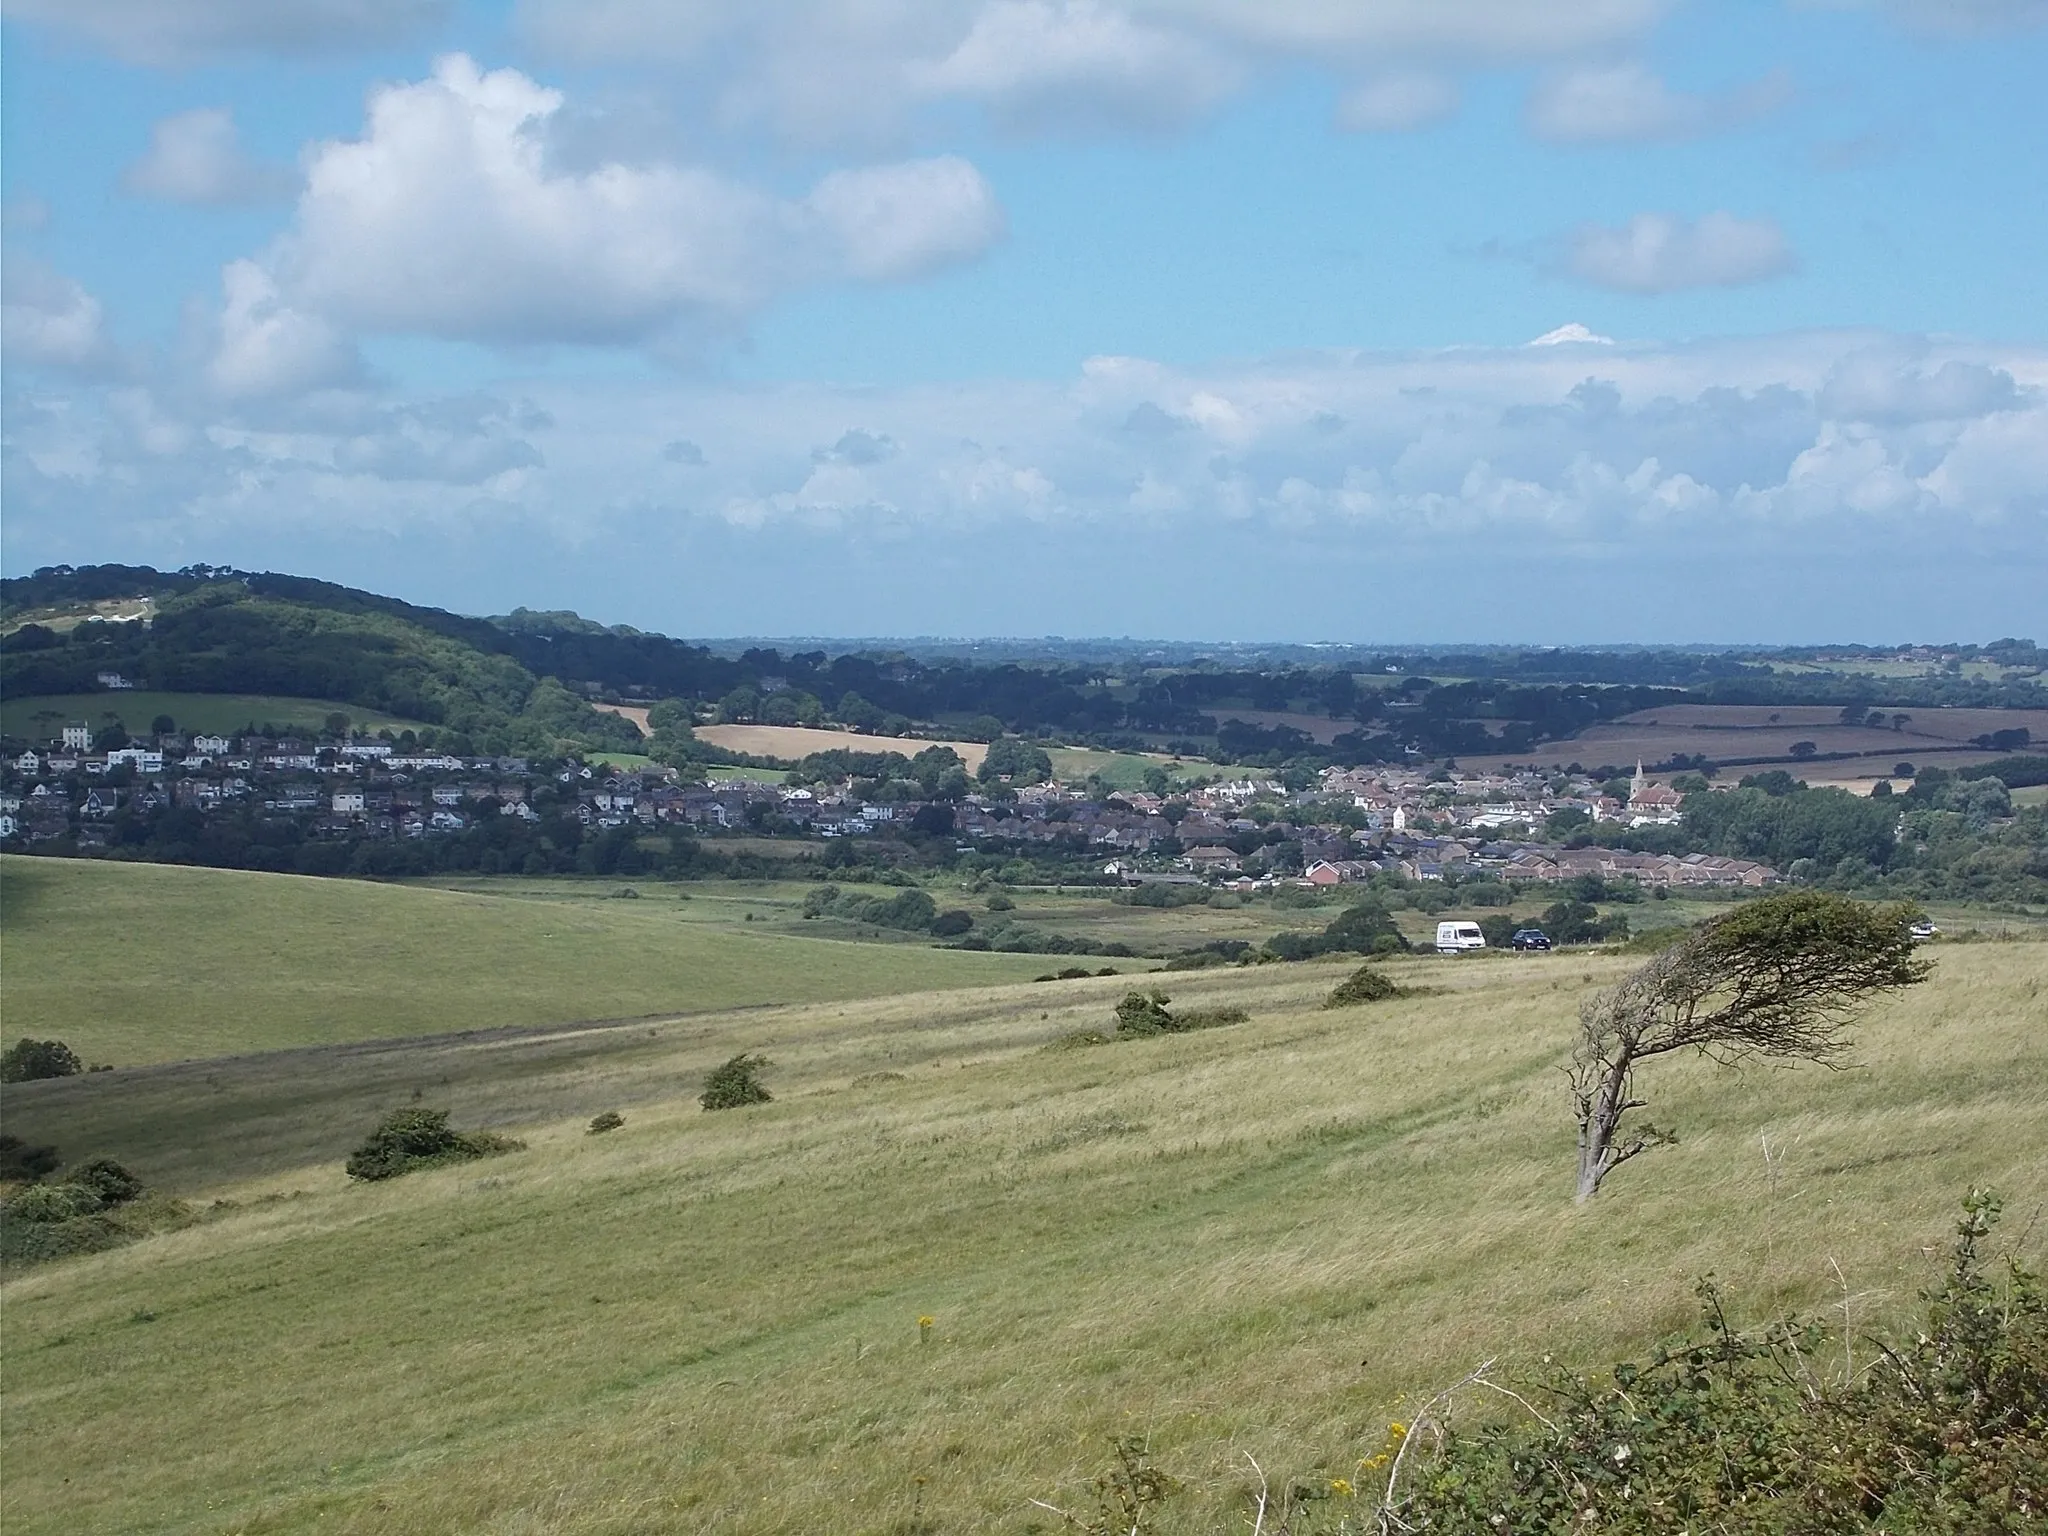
[1572,1049,1635,1202]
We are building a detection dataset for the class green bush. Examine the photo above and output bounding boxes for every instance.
[67,1157,143,1206]
[1,1038,82,1082]
[3,1182,102,1223]
[586,1111,625,1135]
[700,1053,773,1111]
[1113,990,1178,1037]
[1389,1191,2047,1532]
[344,1108,522,1181]
[1324,965,1402,1007]
[985,892,1016,912]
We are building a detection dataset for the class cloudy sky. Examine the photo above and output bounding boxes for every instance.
[3,1,2044,642]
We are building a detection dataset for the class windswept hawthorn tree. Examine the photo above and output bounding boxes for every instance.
[1570,891,1928,1201]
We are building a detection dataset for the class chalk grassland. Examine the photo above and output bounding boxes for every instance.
[0,596,157,636]
[2,945,2042,1535]
[0,690,431,740]
[0,858,1104,1065]
[696,723,990,769]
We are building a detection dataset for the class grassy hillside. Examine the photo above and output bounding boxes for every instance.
[0,690,431,740]
[2,942,2041,1534]
[0,858,1104,1064]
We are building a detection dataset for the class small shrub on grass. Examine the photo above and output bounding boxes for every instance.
[344,1108,522,1182]
[700,1053,773,1111]
[1,1038,82,1082]
[1324,965,1403,1007]
[586,1111,625,1135]
[1112,991,1251,1039]
[1114,989,1178,1037]
[985,892,1016,912]
[66,1157,143,1205]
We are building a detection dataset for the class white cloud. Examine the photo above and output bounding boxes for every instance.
[208,55,1001,372]
[1526,62,1790,143]
[1565,212,1796,293]
[515,0,1660,144]
[1528,323,1616,346]
[1819,344,2024,423]
[204,260,360,398]
[807,159,1005,282]
[1334,73,1460,131]
[10,329,2043,635]
[124,109,296,205]
[5,0,448,64]
[1,258,117,375]
[914,1,1243,130]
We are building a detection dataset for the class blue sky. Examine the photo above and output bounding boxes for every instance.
[4,0,2045,641]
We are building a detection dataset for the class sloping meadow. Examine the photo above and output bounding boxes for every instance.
[2,944,2043,1534]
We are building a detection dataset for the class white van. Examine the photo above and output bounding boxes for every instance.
[1435,920,1486,955]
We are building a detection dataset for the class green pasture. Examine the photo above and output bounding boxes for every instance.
[0,691,430,742]
[0,858,1116,1065]
[1,941,2040,1535]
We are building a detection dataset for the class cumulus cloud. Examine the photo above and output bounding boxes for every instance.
[1818,346,2024,423]
[1565,212,1797,293]
[1526,62,1790,143]
[6,0,449,64]
[124,109,296,205]
[9,328,2043,634]
[204,55,1001,373]
[204,259,360,398]
[1,258,118,375]
[515,0,1658,144]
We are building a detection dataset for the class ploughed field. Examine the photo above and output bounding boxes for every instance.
[3,925,2042,1535]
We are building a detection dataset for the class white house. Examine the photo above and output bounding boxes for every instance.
[332,790,367,814]
[61,724,92,751]
[192,735,233,755]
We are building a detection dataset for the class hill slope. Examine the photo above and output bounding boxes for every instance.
[1,943,2041,1534]
[0,857,1089,1063]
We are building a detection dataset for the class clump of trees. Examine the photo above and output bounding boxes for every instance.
[344,1108,523,1181]
[1570,891,1927,1201]
[1265,899,1410,962]
[700,1054,773,1110]
[1,1039,82,1082]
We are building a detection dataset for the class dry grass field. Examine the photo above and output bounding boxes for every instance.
[3,939,2043,1535]
[0,858,1098,1064]
[696,723,990,769]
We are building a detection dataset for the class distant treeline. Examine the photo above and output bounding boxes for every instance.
[3,566,2042,769]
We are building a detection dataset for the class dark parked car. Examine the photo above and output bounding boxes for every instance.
[1510,929,1553,951]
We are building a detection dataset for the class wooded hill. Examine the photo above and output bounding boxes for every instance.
[2,564,2042,768]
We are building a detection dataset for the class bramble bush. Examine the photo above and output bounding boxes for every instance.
[1051,1191,2045,1534]
[1323,965,1403,1007]
[586,1111,625,1135]
[700,1053,773,1110]
[1112,991,1249,1039]
[344,1108,522,1181]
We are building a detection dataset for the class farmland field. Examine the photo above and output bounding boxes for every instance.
[1461,702,2047,774]
[0,690,433,741]
[696,722,989,768]
[1,939,2041,1535]
[0,857,1111,1065]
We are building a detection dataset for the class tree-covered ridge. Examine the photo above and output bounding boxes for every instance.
[3,565,2041,769]
[1,576,643,759]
